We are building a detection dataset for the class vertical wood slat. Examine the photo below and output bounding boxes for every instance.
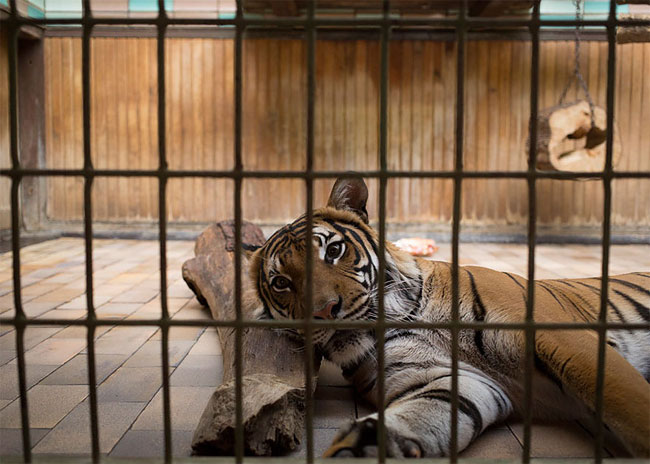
[34,37,650,229]
[0,29,11,229]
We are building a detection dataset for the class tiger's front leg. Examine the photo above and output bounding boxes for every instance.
[323,371,512,458]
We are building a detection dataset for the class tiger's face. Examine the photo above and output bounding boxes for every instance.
[248,178,378,346]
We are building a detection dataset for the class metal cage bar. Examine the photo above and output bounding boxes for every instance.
[449,0,466,461]
[593,1,619,461]
[155,0,173,461]
[375,1,390,461]
[6,0,31,461]
[522,1,540,461]
[304,1,317,463]
[80,0,101,461]
[1,0,648,463]
[233,0,245,461]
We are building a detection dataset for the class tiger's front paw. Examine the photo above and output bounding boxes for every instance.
[323,416,422,458]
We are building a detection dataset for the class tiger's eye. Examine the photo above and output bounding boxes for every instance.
[272,276,290,290]
[326,243,342,259]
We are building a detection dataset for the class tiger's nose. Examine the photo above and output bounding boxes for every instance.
[313,298,339,320]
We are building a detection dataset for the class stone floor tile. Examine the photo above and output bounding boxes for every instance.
[186,328,221,356]
[0,364,59,401]
[36,308,87,321]
[111,289,158,304]
[173,354,222,372]
[32,400,146,454]
[167,282,195,298]
[0,350,16,366]
[93,284,132,298]
[97,367,163,403]
[509,420,599,458]
[288,427,339,458]
[318,360,350,387]
[0,428,50,455]
[19,338,87,365]
[460,425,522,458]
[58,295,111,310]
[107,273,150,286]
[131,386,215,431]
[51,324,112,339]
[170,358,223,387]
[29,288,84,304]
[152,326,204,341]
[21,283,63,299]
[0,400,9,410]
[313,386,355,429]
[95,303,142,319]
[22,302,59,318]
[40,354,126,386]
[0,327,61,351]
[123,340,194,368]
[172,307,213,321]
[0,385,88,428]
[109,429,194,458]
[93,326,157,355]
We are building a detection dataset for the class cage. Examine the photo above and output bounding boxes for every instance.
[0,0,649,463]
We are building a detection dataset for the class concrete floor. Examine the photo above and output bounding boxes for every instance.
[0,238,648,459]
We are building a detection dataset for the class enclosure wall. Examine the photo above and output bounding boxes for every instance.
[41,36,649,230]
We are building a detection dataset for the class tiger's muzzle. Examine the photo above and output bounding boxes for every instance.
[313,296,343,320]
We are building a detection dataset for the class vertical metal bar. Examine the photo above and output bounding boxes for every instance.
[233,0,244,461]
[156,0,172,461]
[80,0,100,460]
[304,1,316,463]
[593,1,617,461]
[7,0,31,461]
[376,1,389,462]
[522,2,541,462]
[449,0,466,461]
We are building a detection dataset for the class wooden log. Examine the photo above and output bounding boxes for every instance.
[183,221,320,456]
[617,15,650,44]
[530,100,622,173]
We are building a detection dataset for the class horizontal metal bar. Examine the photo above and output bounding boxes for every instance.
[1,169,649,179]
[1,317,647,331]
[1,456,648,464]
[3,15,650,28]
[43,25,614,42]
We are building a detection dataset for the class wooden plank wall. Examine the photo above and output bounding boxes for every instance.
[42,37,649,229]
[0,29,11,231]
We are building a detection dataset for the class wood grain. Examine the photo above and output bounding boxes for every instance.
[0,29,11,230]
[38,38,650,229]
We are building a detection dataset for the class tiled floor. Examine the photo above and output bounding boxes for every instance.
[0,238,648,459]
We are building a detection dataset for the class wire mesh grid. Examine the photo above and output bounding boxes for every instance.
[1,0,650,463]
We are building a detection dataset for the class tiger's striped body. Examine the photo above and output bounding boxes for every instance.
[247,178,650,458]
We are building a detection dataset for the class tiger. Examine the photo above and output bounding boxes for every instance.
[246,176,650,458]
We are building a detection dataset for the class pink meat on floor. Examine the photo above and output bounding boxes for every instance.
[394,238,439,257]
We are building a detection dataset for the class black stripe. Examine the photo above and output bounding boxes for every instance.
[610,278,650,297]
[537,282,571,317]
[569,280,629,326]
[504,272,526,291]
[555,280,599,319]
[466,270,487,358]
[410,389,484,440]
[612,289,650,322]
[534,353,564,392]
[541,282,592,323]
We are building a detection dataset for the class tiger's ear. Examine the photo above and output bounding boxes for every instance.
[242,242,261,260]
[327,176,369,224]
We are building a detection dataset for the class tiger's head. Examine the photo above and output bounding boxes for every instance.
[250,178,422,346]
[247,176,422,347]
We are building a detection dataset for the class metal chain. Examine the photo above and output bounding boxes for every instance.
[558,0,596,125]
